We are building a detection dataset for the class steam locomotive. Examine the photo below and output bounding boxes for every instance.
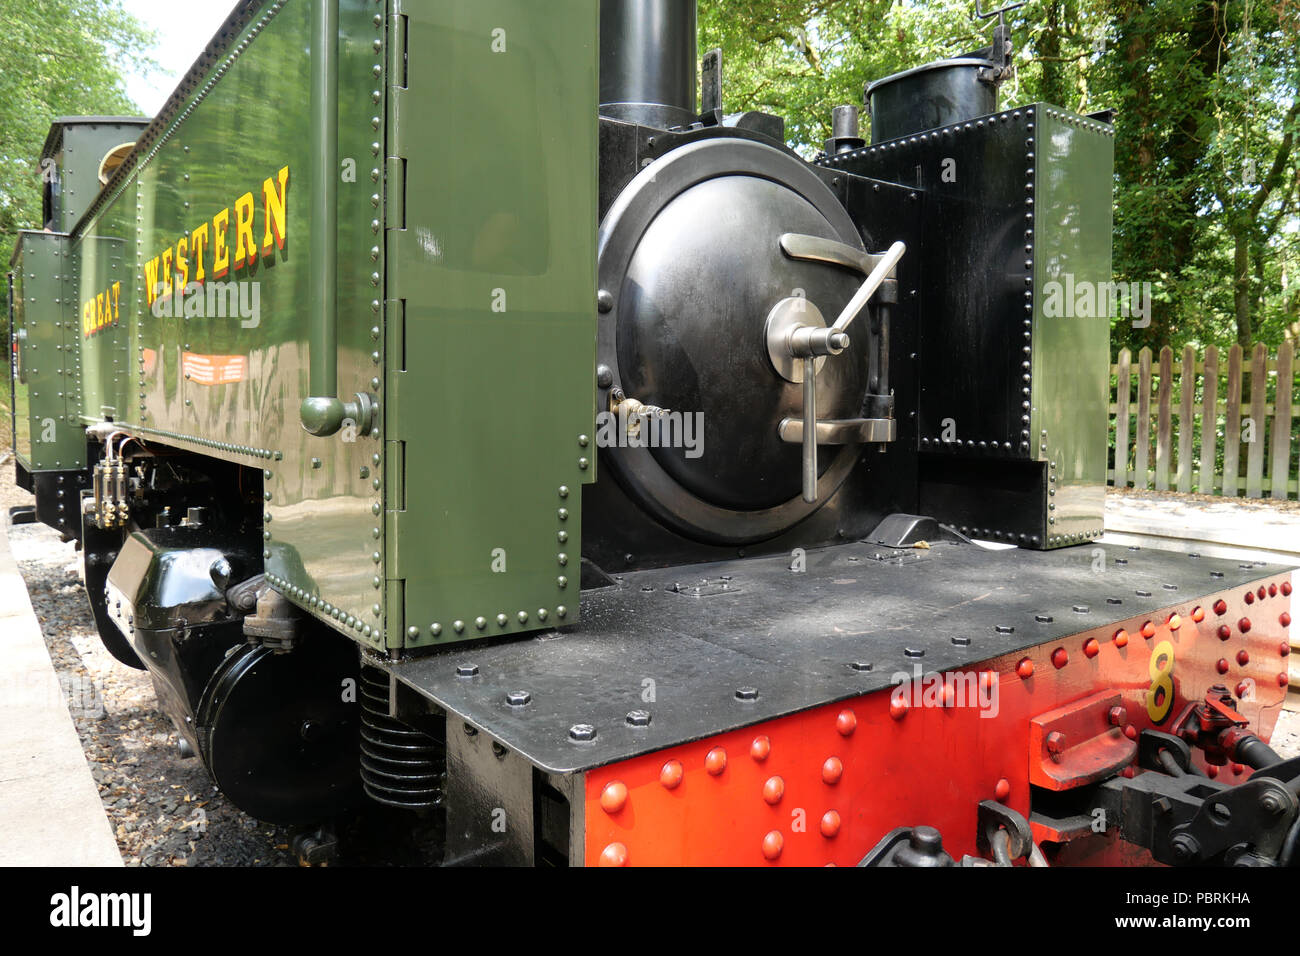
[8,0,1297,866]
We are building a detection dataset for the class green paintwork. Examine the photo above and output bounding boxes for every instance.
[41,120,150,233]
[387,0,599,648]
[1030,106,1115,547]
[8,231,85,471]
[62,0,389,649]
[18,0,599,653]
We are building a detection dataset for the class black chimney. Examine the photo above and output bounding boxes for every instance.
[600,0,698,129]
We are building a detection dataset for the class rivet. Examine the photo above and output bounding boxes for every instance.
[822,756,843,785]
[660,760,684,789]
[705,747,727,775]
[836,709,857,736]
[761,830,784,861]
[599,843,628,867]
[889,697,908,720]
[1017,658,1034,679]
[1083,638,1100,659]
[600,781,628,814]
[994,778,1011,802]
[762,776,785,805]
[1239,617,1252,633]
[750,736,771,761]
[820,810,841,839]
[1237,649,1250,666]
[453,620,465,633]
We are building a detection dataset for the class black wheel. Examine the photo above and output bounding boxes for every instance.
[196,634,361,825]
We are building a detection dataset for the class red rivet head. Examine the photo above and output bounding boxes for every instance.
[980,671,997,696]
[889,696,908,720]
[994,778,1011,802]
[1269,584,1278,597]
[762,830,784,861]
[1167,613,1182,630]
[1237,649,1250,666]
[1216,658,1230,674]
[1214,599,1229,616]
[1282,581,1293,596]
[1245,591,1256,605]
[1278,672,1290,688]
[705,747,727,776]
[1051,647,1069,669]
[835,709,857,737]
[750,735,771,761]
[1124,724,1138,740]
[1017,658,1034,679]
[1108,705,1127,727]
[1083,638,1100,659]
[660,760,684,789]
[820,810,842,839]
[762,775,785,805]
[1191,606,1206,623]
[1113,629,1129,648]
[599,843,628,867]
[942,684,956,708]
[1122,766,1136,779]
[1239,617,1252,634]
[1217,625,1232,641]
[822,756,843,785]
[1232,763,1245,776]
[1236,681,1253,699]
[1258,586,1267,600]
[1281,612,1292,628]
[1281,643,1292,658]
[1141,620,1156,639]
[1206,764,1219,779]
[600,780,628,814]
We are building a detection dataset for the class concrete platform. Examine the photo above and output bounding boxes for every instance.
[1104,490,1300,564]
[0,524,121,866]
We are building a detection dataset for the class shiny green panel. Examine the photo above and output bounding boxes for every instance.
[8,232,83,471]
[389,0,598,648]
[74,199,134,422]
[70,0,387,648]
[48,122,148,233]
[1031,107,1114,547]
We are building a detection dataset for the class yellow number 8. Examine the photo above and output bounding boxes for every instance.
[1146,640,1176,724]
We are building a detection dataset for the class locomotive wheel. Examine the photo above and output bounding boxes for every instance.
[196,634,361,826]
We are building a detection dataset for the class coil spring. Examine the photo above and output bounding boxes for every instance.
[359,667,444,810]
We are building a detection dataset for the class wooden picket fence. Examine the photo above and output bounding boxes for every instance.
[1110,343,1299,498]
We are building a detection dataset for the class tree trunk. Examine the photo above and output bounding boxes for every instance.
[1234,227,1252,347]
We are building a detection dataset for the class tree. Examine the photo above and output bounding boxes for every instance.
[698,0,1300,355]
[0,0,157,273]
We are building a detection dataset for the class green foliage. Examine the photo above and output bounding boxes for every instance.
[699,0,1300,355]
[0,0,156,271]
